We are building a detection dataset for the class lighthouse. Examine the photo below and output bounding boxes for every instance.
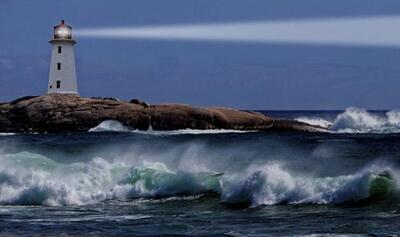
[48,20,78,94]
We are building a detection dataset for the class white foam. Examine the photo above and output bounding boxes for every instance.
[295,117,332,128]
[0,152,395,207]
[0,152,222,206]
[0,133,16,136]
[297,107,400,134]
[89,120,254,135]
[331,107,400,133]
[220,162,395,206]
[331,107,387,133]
[386,110,400,127]
[89,120,130,132]
[132,127,253,135]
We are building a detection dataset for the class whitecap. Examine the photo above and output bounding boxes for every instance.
[220,162,397,206]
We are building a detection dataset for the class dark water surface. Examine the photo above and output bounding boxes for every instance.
[1,110,400,236]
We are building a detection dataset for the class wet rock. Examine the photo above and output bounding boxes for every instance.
[0,94,327,133]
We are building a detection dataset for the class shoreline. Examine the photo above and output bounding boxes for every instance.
[0,94,327,133]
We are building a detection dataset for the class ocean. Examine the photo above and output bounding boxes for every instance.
[1,108,400,236]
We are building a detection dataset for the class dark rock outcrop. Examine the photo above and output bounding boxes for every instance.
[0,94,328,133]
[130,99,149,108]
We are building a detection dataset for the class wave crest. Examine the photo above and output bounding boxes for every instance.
[0,152,396,207]
[296,107,400,133]
[220,163,396,206]
[331,107,389,133]
[0,152,221,206]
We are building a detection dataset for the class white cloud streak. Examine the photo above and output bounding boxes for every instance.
[76,16,400,47]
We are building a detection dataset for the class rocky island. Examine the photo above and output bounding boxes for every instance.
[0,94,327,133]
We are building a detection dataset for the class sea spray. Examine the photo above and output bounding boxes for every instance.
[0,152,222,205]
[220,162,397,206]
[331,107,387,133]
[295,107,400,133]
[386,110,400,127]
[0,151,397,207]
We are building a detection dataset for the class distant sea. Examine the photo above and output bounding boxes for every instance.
[0,108,400,236]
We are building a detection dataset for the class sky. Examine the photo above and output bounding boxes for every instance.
[1,0,400,110]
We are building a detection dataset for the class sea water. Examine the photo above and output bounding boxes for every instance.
[0,108,400,236]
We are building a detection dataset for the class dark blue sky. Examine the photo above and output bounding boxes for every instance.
[1,0,400,109]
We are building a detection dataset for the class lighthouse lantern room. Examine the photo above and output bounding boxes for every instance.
[48,20,78,94]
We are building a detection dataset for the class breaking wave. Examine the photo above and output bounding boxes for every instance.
[331,108,400,133]
[295,117,332,129]
[88,120,130,132]
[0,151,397,207]
[296,107,400,133]
[220,163,397,206]
[89,120,253,135]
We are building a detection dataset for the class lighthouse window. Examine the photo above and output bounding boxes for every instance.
[57,63,61,70]
[58,46,62,54]
[56,80,61,89]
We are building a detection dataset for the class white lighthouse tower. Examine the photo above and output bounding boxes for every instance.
[48,20,78,94]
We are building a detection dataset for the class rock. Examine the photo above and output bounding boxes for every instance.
[129,99,149,107]
[0,94,328,133]
[10,96,39,105]
[90,96,120,102]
